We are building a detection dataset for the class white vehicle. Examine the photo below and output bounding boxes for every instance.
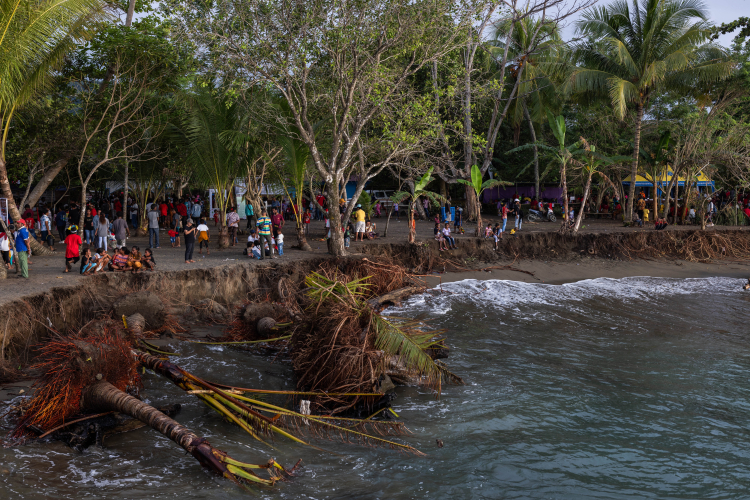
[367,190,396,212]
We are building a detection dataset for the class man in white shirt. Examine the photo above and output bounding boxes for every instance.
[196,219,210,255]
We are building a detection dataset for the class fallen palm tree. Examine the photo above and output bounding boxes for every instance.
[13,327,291,488]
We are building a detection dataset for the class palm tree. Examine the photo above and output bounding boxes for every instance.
[0,0,105,253]
[391,167,444,243]
[568,0,734,222]
[456,164,507,236]
[274,134,313,251]
[492,17,566,199]
[175,87,246,247]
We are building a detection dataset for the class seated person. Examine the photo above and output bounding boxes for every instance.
[109,247,129,271]
[655,217,668,230]
[365,221,378,239]
[93,248,110,273]
[127,246,143,273]
[142,248,156,270]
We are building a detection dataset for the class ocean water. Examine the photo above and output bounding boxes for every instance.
[2,276,750,499]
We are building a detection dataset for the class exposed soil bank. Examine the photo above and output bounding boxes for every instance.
[3,229,750,376]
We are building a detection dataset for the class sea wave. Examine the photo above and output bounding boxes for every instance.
[386,276,746,315]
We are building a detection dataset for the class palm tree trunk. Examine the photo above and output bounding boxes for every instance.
[295,219,311,251]
[573,170,594,233]
[524,105,540,199]
[627,103,644,224]
[560,160,570,233]
[81,381,234,478]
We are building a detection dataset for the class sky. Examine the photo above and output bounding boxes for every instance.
[560,0,749,47]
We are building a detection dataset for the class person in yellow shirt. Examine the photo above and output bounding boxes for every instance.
[353,204,367,241]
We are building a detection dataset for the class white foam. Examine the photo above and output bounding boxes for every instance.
[386,276,745,315]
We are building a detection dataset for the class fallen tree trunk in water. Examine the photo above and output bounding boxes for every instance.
[366,286,423,312]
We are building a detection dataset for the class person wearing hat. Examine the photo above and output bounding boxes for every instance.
[14,219,30,278]
[353,203,367,241]
[63,225,82,273]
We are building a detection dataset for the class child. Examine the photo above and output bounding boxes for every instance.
[213,210,220,227]
[128,245,143,273]
[95,248,110,272]
[303,209,311,236]
[64,225,82,273]
[435,222,448,251]
[276,231,284,255]
[374,201,382,218]
[109,247,128,271]
[168,228,178,247]
[251,240,262,259]
[393,202,400,221]
[484,223,493,238]
[344,223,352,248]
[81,248,95,275]
[142,248,156,270]
[197,218,210,255]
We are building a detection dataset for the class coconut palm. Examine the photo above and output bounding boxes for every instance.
[391,167,445,243]
[456,164,507,236]
[0,0,105,254]
[491,17,566,199]
[568,0,734,221]
[175,86,247,247]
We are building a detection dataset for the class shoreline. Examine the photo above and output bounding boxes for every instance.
[421,258,750,287]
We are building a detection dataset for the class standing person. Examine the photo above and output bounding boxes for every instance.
[55,206,68,242]
[245,200,256,230]
[256,209,276,260]
[183,218,196,263]
[197,218,210,255]
[129,200,139,229]
[191,199,203,220]
[96,213,110,251]
[393,202,400,221]
[374,200,382,218]
[422,197,430,220]
[40,209,55,250]
[63,225,81,273]
[176,199,188,227]
[636,196,646,222]
[226,206,240,246]
[270,207,284,238]
[83,209,94,245]
[14,220,31,278]
[147,203,160,248]
[276,231,284,256]
[159,200,168,227]
[455,206,464,233]
[303,208,311,236]
[514,199,523,231]
[112,212,129,249]
[353,204,366,241]
[0,228,10,270]
[501,201,509,234]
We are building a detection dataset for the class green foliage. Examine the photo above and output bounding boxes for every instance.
[356,191,373,218]
[456,164,508,197]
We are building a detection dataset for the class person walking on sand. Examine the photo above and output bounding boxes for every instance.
[197,218,210,255]
[226,207,240,246]
[96,213,109,251]
[63,225,81,273]
[14,219,31,278]
[183,218,197,263]
[256,209,276,260]
[147,203,160,248]
[112,211,129,249]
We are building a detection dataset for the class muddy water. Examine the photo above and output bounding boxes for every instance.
[2,276,750,499]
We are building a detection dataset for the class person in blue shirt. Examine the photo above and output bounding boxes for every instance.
[245,201,255,229]
[14,219,30,278]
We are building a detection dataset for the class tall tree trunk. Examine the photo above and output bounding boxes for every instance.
[524,104,540,199]
[560,160,570,234]
[81,381,236,479]
[573,170,594,233]
[627,103,645,224]
[122,158,129,225]
[383,201,394,238]
[125,0,136,26]
[464,184,479,222]
[295,219,311,251]
[24,159,69,212]
[326,181,345,256]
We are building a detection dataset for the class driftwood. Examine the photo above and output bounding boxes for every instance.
[366,286,423,312]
